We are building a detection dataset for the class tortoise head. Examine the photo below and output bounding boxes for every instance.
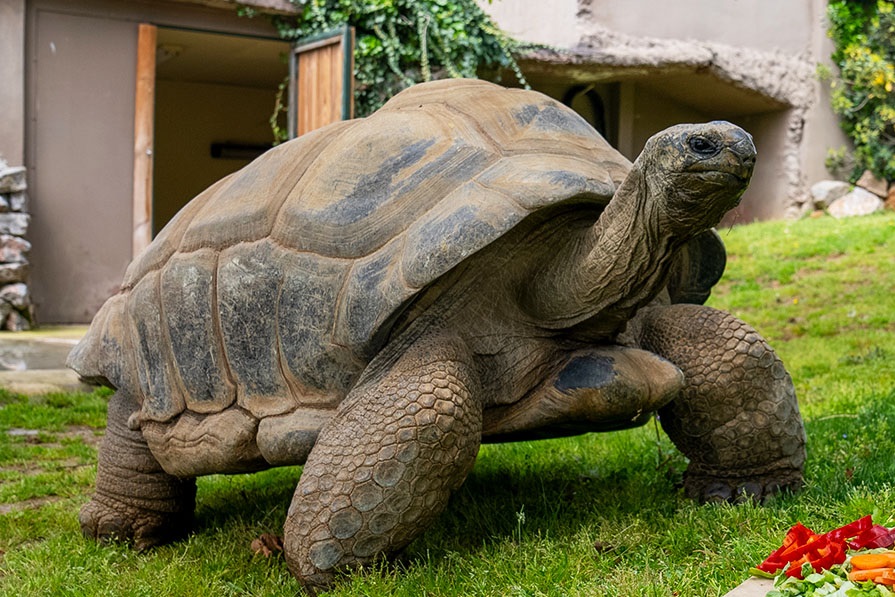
[638,121,756,233]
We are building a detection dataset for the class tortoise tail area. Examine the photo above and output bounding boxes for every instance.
[67,293,137,391]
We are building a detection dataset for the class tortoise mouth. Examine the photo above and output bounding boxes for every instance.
[692,170,751,188]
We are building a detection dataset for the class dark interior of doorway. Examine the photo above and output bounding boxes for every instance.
[152,28,289,235]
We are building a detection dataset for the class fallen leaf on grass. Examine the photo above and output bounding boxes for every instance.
[250,533,284,557]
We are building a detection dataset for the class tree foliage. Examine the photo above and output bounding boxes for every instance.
[825,0,895,181]
[270,0,527,126]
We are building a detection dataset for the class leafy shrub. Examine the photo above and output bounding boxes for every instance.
[825,0,895,181]
[269,0,527,125]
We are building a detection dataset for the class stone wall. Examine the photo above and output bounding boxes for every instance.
[0,160,33,330]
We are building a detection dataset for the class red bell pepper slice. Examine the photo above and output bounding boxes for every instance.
[757,522,817,573]
[848,525,895,550]
[755,516,889,580]
[827,515,872,541]
[810,540,846,572]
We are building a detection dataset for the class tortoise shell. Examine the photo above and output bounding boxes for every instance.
[69,79,678,425]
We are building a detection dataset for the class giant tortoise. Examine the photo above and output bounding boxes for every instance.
[70,78,806,591]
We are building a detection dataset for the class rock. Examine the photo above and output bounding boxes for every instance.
[810,180,851,209]
[855,170,888,197]
[0,263,28,284]
[828,187,885,218]
[0,283,30,309]
[0,164,31,331]
[8,192,26,212]
[886,185,895,211]
[0,235,31,263]
[0,166,26,193]
[5,309,31,331]
[0,213,29,236]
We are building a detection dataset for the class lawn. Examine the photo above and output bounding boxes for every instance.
[1,211,893,596]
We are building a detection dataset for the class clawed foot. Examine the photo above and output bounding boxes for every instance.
[80,496,193,550]
[685,469,804,504]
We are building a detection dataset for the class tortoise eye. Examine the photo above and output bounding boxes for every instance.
[688,136,717,155]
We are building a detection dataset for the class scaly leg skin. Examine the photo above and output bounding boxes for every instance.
[283,334,482,594]
[80,392,196,549]
[637,304,806,502]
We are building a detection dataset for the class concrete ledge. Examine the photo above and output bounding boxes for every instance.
[724,577,773,596]
[0,368,94,396]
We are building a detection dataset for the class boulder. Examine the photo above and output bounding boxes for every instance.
[855,169,888,197]
[0,235,31,263]
[828,187,885,218]
[8,192,26,212]
[0,283,30,309]
[0,213,29,236]
[4,310,31,331]
[887,185,895,211]
[0,263,28,284]
[810,180,851,209]
[0,165,26,193]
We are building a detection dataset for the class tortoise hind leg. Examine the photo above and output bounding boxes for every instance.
[636,304,806,502]
[80,392,196,549]
[283,333,482,593]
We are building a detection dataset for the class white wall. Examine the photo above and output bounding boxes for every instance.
[584,0,815,54]
[481,0,579,48]
[0,0,25,164]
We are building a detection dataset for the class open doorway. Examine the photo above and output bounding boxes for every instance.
[151,28,289,235]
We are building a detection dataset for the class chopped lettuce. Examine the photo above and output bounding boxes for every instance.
[765,565,895,597]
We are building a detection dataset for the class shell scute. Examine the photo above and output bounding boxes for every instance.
[217,239,297,418]
[160,248,235,413]
[334,238,411,362]
[401,186,525,289]
[123,175,233,290]
[473,153,624,212]
[271,108,495,259]
[277,251,358,402]
[128,270,184,422]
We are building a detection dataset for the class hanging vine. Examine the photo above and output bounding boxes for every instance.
[266,0,529,137]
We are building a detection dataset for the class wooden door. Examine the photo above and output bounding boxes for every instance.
[289,27,355,138]
[133,23,156,258]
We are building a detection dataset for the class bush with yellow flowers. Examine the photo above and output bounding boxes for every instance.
[823,1,895,182]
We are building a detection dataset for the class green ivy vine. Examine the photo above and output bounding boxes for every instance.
[823,0,895,181]
[266,0,528,140]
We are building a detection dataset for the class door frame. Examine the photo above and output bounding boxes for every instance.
[133,22,156,258]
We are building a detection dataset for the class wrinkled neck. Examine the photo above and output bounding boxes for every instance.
[526,164,682,333]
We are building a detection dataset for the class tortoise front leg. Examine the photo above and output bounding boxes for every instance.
[283,334,482,593]
[636,304,806,502]
[80,392,196,549]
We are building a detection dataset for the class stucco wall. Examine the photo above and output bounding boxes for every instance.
[483,0,818,55]
[479,0,579,48]
[0,0,25,164]
[582,0,815,55]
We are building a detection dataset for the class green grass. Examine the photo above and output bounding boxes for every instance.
[1,211,894,596]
